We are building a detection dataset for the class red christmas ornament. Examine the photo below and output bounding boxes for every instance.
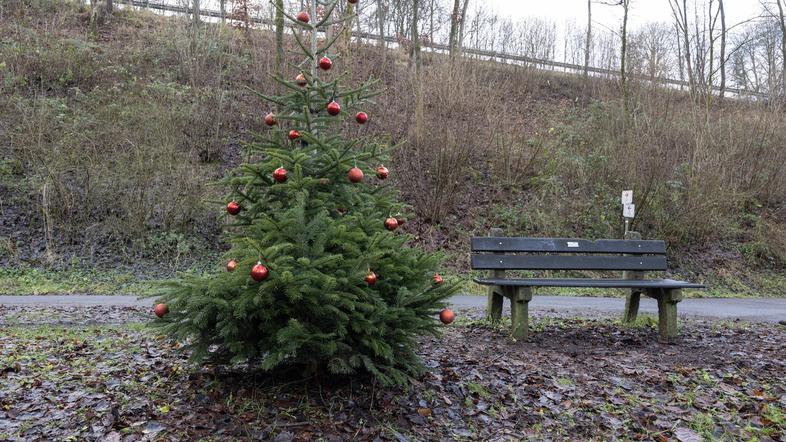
[296,11,310,23]
[319,56,333,71]
[364,271,377,286]
[226,201,241,215]
[251,262,269,281]
[154,303,169,318]
[226,259,237,272]
[264,113,277,126]
[348,0,357,4]
[273,167,288,183]
[355,112,369,124]
[384,217,399,231]
[295,73,307,87]
[326,101,341,116]
[433,273,444,285]
[439,308,455,324]
[348,167,364,183]
[376,165,389,179]
[288,129,301,140]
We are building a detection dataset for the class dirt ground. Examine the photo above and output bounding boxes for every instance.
[1,305,784,441]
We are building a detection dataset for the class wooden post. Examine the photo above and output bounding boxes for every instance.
[656,289,682,343]
[511,287,532,340]
[486,227,504,323]
[622,230,643,323]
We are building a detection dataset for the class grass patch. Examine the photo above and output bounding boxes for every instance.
[0,266,157,295]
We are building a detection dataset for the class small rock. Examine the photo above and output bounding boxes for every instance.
[273,431,294,442]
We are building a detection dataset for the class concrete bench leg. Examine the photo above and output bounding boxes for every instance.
[622,231,643,324]
[510,287,533,340]
[623,290,642,323]
[656,289,682,344]
[487,286,504,323]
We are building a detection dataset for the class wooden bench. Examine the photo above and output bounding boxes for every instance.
[471,229,705,343]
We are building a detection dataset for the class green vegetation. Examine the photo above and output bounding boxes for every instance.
[1,0,784,296]
[0,266,157,295]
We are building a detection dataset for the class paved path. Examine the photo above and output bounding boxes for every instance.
[1,295,785,323]
[450,295,786,323]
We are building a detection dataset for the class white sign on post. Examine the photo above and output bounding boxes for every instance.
[621,190,633,205]
[623,203,636,219]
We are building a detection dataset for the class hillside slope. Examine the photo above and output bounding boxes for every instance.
[1,1,785,295]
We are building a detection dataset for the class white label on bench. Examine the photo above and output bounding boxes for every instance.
[567,242,579,248]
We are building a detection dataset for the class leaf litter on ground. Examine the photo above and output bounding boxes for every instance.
[0,305,783,441]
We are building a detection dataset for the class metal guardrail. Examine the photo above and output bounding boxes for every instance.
[117,0,769,100]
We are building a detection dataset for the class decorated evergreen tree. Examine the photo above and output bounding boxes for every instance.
[152,0,458,386]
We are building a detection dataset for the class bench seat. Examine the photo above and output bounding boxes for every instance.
[474,278,705,290]
[472,230,706,343]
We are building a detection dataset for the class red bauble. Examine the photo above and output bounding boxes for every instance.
[288,129,301,140]
[264,113,277,126]
[295,73,307,87]
[433,273,444,285]
[355,112,369,124]
[226,201,241,215]
[348,167,364,183]
[226,259,237,272]
[376,165,389,179]
[154,303,169,318]
[364,271,377,285]
[319,56,333,71]
[384,217,399,231]
[251,262,269,281]
[296,11,310,23]
[439,308,455,325]
[273,167,288,183]
[326,101,341,116]
[348,0,357,4]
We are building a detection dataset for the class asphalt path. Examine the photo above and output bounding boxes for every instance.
[1,294,785,323]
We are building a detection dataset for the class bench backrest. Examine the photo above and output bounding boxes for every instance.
[470,237,667,271]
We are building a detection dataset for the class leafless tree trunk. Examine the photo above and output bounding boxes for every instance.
[670,0,695,94]
[275,0,284,94]
[614,0,632,148]
[449,0,460,58]
[584,0,592,77]
[410,0,421,71]
[457,0,469,57]
[718,0,726,98]
[219,0,225,23]
[192,0,200,24]
[776,0,786,95]
[675,21,685,88]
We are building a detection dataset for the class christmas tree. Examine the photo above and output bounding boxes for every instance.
[151,0,458,387]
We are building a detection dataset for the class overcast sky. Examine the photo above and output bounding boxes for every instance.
[482,0,764,31]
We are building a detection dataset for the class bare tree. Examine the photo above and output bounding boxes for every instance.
[275,0,284,94]
[193,0,200,24]
[449,0,461,58]
[776,0,786,94]
[719,0,727,98]
[670,0,695,93]
[584,0,592,77]
[410,0,421,70]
